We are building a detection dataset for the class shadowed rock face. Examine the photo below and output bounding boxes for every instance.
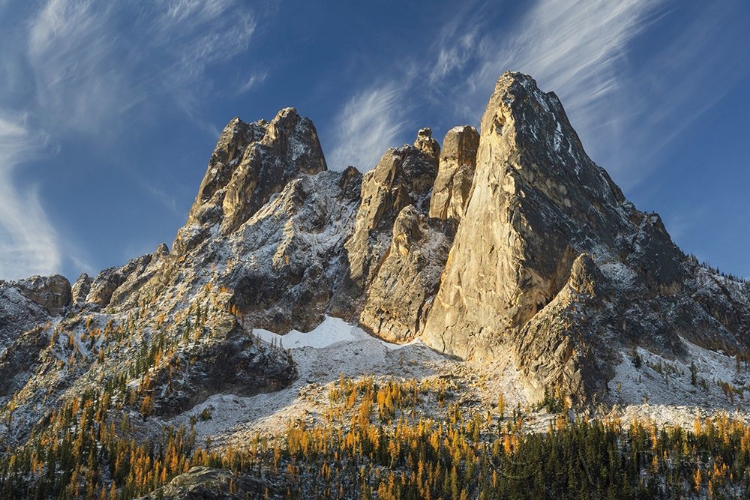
[149,319,296,417]
[0,276,70,370]
[123,109,357,334]
[359,205,455,343]
[224,170,362,333]
[345,131,440,290]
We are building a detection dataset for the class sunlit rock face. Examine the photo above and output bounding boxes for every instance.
[429,125,480,221]
[1,70,749,442]
[174,108,328,255]
[420,72,749,404]
[345,129,440,291]
[423,73,643,360]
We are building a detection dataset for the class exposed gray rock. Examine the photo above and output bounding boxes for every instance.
[360,205,454,343]
[224,170,362,333]
[82,243,172,310]
[429,125,480,221]
[15,275,71,316]
[86,254,152,307]
[0,282,49,352]
[0,322,49,398]
[512,253,610,405]
[71,273,91,303]
[0,277,66,402]
[345,136,439,289]
[108,244,172,309]
[155,242,170,258]
[149,466,278,499]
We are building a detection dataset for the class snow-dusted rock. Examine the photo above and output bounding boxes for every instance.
[421,72,750,405]
[360,205,454,343]
[14,274,71,316]
[224,170,361,333]
[149,466,276,499]
[174,108,327,254]
[71,273,91,304]
[345,133,439,289]
[1,71,750,462]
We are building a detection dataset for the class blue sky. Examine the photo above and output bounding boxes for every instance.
[0,0,748,282]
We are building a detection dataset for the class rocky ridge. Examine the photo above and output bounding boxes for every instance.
[0,72,749,463]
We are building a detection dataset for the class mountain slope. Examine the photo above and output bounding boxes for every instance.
[0,70,749,498]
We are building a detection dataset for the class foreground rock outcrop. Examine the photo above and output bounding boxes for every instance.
[150,467,278,499]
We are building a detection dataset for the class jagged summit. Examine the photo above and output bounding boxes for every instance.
[422,72,745,402]
[0,72,749,463]
[175,108,327,254]
[2,70,750,498]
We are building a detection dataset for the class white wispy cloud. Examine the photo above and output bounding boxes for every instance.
[0,113,61,279]
[328,0,665,176]
[238,70,268,94]
[327,83,408,172]
[26,0,257,135]
[0,0,259,279]
[423,0,747,190]
[429,30,478,85]
[436,0,665,173]
[483,0,663,110]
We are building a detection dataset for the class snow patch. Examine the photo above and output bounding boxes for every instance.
[553,120,562,151]
[608,337,750,411]
[253,315,412,350]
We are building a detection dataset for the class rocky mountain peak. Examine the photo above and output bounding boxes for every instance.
[419,71,747,403]
[2,71,750,487]
[413,127,440,162]
[345,129,440,288]
[174,108,327,254]
[14,274,71,316]
[71,273,91,304]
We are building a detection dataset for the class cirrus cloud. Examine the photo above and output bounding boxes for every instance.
[0,0,259,280]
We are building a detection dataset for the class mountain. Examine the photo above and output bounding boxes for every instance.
[1,72,749,498]
[420,73,750,404]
